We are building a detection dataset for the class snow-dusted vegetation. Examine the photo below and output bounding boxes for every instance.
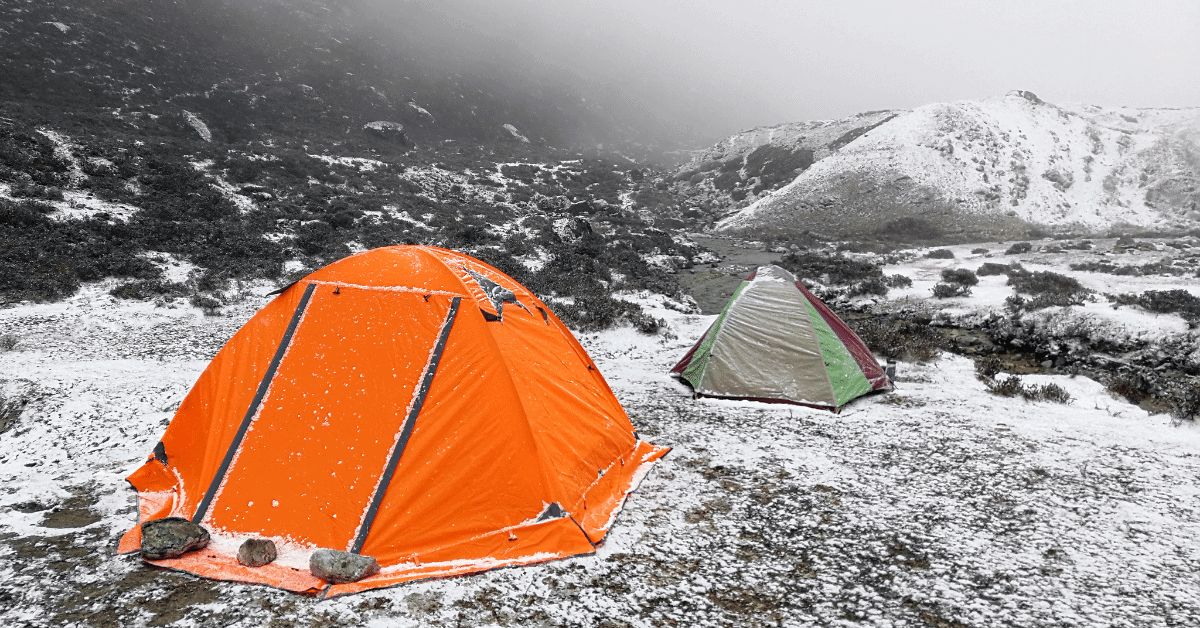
[3,0,1199,625]
[2,283,1200,626]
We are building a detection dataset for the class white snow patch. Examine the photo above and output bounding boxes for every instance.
[190,160,256,213]
[181,110,212,142]
[36,129,86,187]
[503,123,530,143]
[408,101,435,121]
[308,153,387,172]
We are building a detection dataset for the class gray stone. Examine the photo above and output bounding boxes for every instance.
[237,538,277,567]
[309,549,380,584]
[140,517,210,560]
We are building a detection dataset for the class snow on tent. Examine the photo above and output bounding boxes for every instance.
[671,264,890,411]
[118,245,669,596]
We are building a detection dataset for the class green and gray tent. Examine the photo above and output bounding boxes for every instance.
[671,265,891,411]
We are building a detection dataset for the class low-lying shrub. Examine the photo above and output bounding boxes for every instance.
[885,274,912,288]
[190,293,223,315]
[1026,382,1073,404]
[976,262,1012,276]
[1007,269,1089,307]
[932,282,971,298]
[848,276,888,297]
[549,295,660,333]
[941,268,979,286]
[1171,380,1200,422]
[977,361,1072,404]
[975,356,1003,381]
[1106,373,1148,405]
[925,248,955,259]
[1005,242,1033,255]
[110,279,189,300]
[777,251,883,285]
[1112,289,1200,319]
[850,318,943,362]
[1071,260,1191,277]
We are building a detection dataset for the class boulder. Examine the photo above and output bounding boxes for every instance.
[237,538,278,567]
[309,549,380,584]
[363,121,407,144]
[140,517,210,560]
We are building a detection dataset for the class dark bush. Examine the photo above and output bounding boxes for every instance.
[931,282,971,298]
[712,170,741,192]
[324,210,360,230]
[976,262,1011,276]
[850,318,943,362]
[848,276,888,297]
[1171,379,1200,422]
[1031,383,1072,404]
[988,375,1025,397]
[941,268,979,286]
[885,274,912,288]
[1005,242,1033,255]
[975,356,1003,382]
[777,251,883,285]
[1,204,160,303]
[549,295,654,334]
[982,371,1070,403]
[971,248,990,255]
[110,280,189,300]
[189,293,223,315]
[1071,260,1188,276]
[1007,270,1088,307]
[925,249,955,259]
[1132,289,1200,318]
[742,145,813,191]
[1107,373,1148,404]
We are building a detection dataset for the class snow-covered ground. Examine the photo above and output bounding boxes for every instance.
[1,277,1199,626]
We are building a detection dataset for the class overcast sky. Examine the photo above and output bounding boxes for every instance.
[366,0,1200,141]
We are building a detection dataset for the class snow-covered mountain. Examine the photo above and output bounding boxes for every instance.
[680,91,1200,240]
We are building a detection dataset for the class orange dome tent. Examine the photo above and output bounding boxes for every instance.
[118,245,668,597]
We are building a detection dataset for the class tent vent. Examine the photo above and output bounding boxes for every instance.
[536,306,549,325]
[153,441,168,466]
[537,502,566,522]
[463,266,523,320]
[481,308,500,322]
[333,286,340,295]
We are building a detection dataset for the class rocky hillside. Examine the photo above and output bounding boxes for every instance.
[0,0,632,151]
[0,0,714,330]
[674,91,1200,241]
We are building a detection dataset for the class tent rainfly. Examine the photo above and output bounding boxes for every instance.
[119,245,668,597]
[671,264,890,410]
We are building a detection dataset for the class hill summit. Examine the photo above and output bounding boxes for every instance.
[674,91,1200,240]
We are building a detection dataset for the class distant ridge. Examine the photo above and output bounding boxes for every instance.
[673,91,1200,240]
